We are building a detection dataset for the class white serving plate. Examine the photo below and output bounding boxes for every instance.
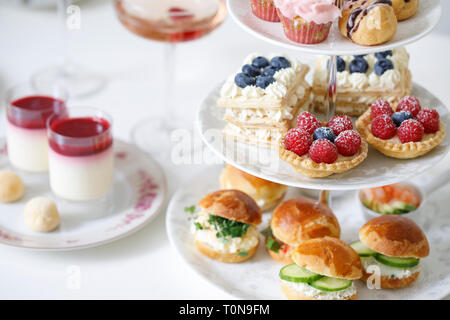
[0,139,167,251]
[166,165,450,300]
[228,0,442,56]
[197,83,450,190]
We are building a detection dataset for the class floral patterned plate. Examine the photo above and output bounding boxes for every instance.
[167,166,450,300]
[0,139,167,251]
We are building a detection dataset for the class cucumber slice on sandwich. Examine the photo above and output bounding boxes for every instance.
[375,254,420,268]
[309,277,352,292]
[350,240,377,257]
[279,264,323,283]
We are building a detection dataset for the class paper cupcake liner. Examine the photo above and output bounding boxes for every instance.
[250,0,280,22]
[277,10,332,44]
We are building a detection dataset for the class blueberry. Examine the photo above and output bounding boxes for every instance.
[392,111,413,127]
[262,66,279,77]
[354,54,367,59]
[313,127,336,143]
[252,56,269,69]
[337,56,346,72]
[242,64,261,77]
[375,50,393,60]
[327,56,346,72]
[270,56,291,69]
[349,57,369,74]
[235,73,256,88]
[255,76,275,89]
[374,58,394,76]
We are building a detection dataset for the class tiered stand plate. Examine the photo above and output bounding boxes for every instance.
[166,166,450,300]
[170,0,449,299]
[198,83,450,190]
[228,0,442,55]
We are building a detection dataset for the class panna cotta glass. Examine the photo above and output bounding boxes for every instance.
[47,107,114,201]
[5,83,67,172]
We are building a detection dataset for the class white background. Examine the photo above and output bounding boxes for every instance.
[0,0,449,299]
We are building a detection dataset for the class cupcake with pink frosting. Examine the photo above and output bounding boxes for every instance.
[250,0,280,22]
[274,0,341,44]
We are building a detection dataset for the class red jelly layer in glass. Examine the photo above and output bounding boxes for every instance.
[49,117,113,157]
[8,95,66,129]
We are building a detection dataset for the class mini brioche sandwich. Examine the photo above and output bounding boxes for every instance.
[220,164,287,211]
[193,190,262,263]
[264,197,341,264]
[280,237,363,300]
[351,215,429,289]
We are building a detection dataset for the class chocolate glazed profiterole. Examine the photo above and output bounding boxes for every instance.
[339,0,398,46]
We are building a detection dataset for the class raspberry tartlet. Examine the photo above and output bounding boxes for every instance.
[279,113,368,178]
[356,97,446,159]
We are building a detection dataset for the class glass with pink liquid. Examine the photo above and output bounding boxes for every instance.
[115,0,227,154]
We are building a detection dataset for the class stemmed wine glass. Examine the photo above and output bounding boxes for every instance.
[32,0,104,98]
[114,0,227,155]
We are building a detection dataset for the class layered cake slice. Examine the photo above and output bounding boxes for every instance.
[312,47,412,116]
[219,53,311,147]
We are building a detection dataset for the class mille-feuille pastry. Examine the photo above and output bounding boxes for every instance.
[219,53,311,147]
[279,112,368,178]
[356,96,446,159]
[220,164,287,211]
[265,197,340,264]
[279,237,363,300]
[392,0,419,21]
[313,48,412,116]
[192,190,262,263]
[339,0,397,46]
[351,215,429,289]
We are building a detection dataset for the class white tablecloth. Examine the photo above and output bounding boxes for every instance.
[0,0,449,299]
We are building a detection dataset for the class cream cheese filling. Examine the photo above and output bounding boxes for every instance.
[282,280,357,300]
[192,211,259,254]
[361,256,421,280]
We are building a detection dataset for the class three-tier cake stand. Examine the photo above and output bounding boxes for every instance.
[166,0,450,300]
[197,0,448,195]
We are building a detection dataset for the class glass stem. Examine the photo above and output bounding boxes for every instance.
[58,0,69,67]
[163,43,176,121]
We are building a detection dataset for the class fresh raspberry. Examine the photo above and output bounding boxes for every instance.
[371,99,393,120]
[327,115,353,135]
[296,112,321,135]
[308,139,338,164]
[397,119,424,143]
[335,130,362,156]
[371,114,397,140]
[416,109,440,133]
[396,96,421,117]
[284,128,312,156]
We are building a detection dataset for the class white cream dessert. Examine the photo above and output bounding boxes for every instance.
[7,123,49,172]
[312,48,411,116]
[218,53,311,147]
[47,110,114,201]
[6,92,66,172]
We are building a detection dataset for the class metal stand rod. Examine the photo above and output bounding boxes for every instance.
[319,190,331,207]
[326,54,337,120]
